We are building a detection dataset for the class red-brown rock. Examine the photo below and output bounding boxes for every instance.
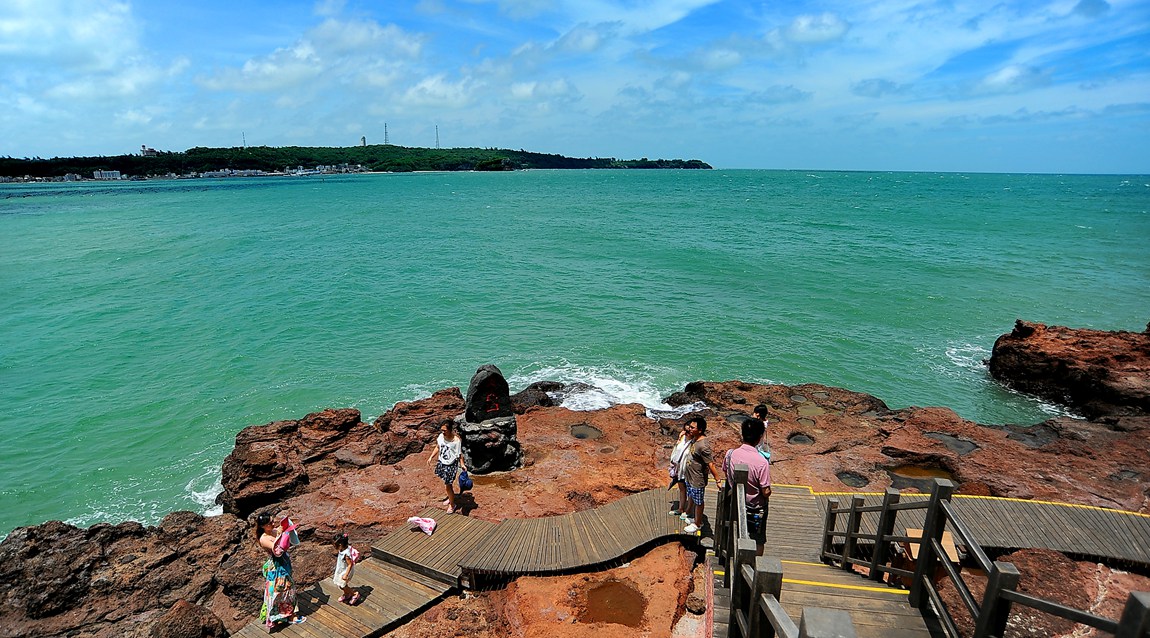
[388,543,694,638]
[150,599,227,638]
[5,333,1150,638]
[937,548,1150,638]
[990,320,1150,419]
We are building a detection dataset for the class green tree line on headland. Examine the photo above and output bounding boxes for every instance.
[0,145,711,177]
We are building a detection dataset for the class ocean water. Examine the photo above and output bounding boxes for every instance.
[1,170,1147,538]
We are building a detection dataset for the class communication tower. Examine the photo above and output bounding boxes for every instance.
[435,125,440,149]
[384,123,389,145]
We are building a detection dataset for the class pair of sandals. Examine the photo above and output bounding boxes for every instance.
[338,592,360,605]
[442,499,458,514]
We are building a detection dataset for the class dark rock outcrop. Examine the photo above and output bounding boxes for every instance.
[465,364,515,423]
[510,382,557,412]
[150,599,227,638]
[461,365,523,473]
[0,512,250,637]
[989,320,1150,419]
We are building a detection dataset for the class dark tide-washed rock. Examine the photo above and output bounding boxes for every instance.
[0,512,249,638]
[150,600,227,638]
[990,319,1150,419]
[465,364,515,422]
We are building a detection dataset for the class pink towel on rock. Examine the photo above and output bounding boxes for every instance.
[406,516,436,535]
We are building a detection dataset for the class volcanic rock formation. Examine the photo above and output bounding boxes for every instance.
[990,319,1150,419]
[3,322,1150,637]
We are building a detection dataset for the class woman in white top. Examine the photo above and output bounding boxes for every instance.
[427,418,467,514]
[668,423,691,516]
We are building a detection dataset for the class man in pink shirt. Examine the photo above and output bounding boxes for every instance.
[723,416,772,555]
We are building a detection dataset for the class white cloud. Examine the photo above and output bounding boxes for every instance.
[975,64,1050,95]
[554,23,612,54]
[314,0,346,18]
[549,0,722,36]
[309,18,424,57]
[700,48,742,71]
[199,17,424,95]
[401,74,476,107]
[0,0,138,70]
[201,42,323,92]
[784,13,849,44]
[509,78,576,100]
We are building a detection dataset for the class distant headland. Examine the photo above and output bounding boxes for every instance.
[0,144,712,182]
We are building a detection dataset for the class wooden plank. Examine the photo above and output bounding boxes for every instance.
[1124,515,1150,558]
[571,509,598,567]
[1094,508,1141,560]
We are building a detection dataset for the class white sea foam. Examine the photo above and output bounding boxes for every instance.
[508,362,700,419]
[943,342,991,373]
[186,468,224,517]
[930,340,1078,420]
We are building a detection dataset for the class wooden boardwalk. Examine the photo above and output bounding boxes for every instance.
[232,483,1149,638]
[815,491,1150,566]
[458,488,690,577]
[713,485,945,638]
[230,558,452,638]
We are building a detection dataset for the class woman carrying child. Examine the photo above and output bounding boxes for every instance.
[255,514,305,630]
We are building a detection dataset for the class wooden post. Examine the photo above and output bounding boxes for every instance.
[840,496,865,571]
[870,488,899,581]
[909,479,954,608]
[1115,591,1150,638]
[715,476,730,563]
[797,608,857,638]
[972,561,1020,638]
[822,498,840,562]
[749,556,784,637]
[733,464,750,538]
[728,537,758,635]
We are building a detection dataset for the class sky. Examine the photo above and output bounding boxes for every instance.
[1,0,1148,173]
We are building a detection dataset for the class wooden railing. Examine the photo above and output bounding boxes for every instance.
[717,465,857,638]
[820,479,1150,638]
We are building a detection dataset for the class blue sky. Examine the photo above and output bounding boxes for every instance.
[2,0,1148,172]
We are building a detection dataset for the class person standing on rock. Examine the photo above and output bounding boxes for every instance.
[255,513,305,630]
[682,416,723,534]
[427,418,467,514]
[668,422,691,517]
[723,417,772,555]
[752,405,772,460]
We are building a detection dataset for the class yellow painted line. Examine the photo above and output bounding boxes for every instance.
[781,559,828,567]
[773,484,1149,518]
[951,494,1150,518]
[783,578,909,594]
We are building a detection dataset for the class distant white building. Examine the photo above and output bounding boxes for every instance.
[93,170,122,180]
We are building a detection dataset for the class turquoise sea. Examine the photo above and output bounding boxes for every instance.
[1,170,1147,538]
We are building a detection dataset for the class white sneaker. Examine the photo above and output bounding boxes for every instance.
[684,523,699,534]
[679,512,690,521]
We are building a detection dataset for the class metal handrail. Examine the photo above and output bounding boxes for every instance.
[818,478,1150,638]
[720,465,858,638]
